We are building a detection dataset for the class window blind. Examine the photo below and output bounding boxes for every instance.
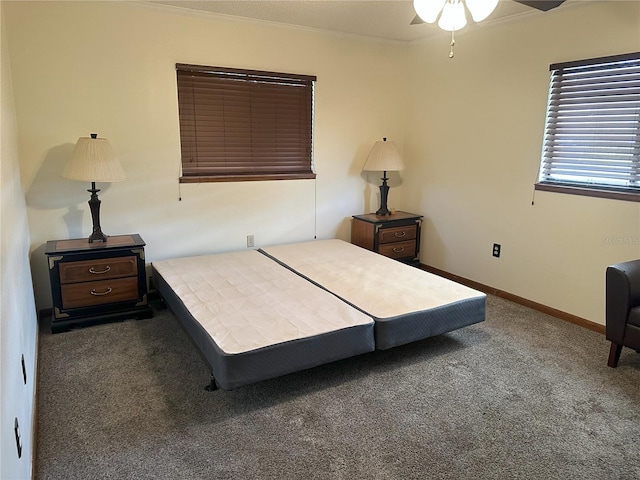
[176,64,317,182]
[537,52,640,194]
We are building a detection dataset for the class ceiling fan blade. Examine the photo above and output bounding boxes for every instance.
[511,0,566,11]
[410,14,425,25]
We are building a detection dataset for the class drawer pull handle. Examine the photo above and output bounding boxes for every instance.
[394,231,407,238]
[392,247,405,253]
[90,287,113,296]
[89,266,111,275]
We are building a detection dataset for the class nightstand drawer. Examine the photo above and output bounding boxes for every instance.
[59,256,138,284]
[379,225,417,244]
[378,240,416,259]
[61,277,139,309]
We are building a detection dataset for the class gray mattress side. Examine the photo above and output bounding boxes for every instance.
[373,295,486,350]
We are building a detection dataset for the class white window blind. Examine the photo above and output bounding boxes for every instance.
[536,52,640,199]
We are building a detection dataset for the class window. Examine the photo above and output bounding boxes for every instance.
[535,52,640,202]
[176,64,316,183]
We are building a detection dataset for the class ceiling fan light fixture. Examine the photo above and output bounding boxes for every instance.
[413,0,446,24]
[437,0,467,32]
[413,0,565,57]
[414,0,498,31]
[465,0,499,22]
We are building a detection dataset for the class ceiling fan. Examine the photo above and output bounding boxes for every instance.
[410,0,566,25]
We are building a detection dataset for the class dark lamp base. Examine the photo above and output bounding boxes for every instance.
[376,173,391,216]
[88,182,108,243]
[89,231,107,243]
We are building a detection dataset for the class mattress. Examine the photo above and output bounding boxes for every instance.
[261,239,486,350]
[152,249,375,390]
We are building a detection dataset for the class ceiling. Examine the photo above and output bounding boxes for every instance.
[146,0,574,42]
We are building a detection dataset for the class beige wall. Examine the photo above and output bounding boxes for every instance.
[3,1,408,311]
[1,5,38,479]
[4,1,640,325]
[404,1,640,324]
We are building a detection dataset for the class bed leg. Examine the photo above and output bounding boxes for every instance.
[205,374,218,391]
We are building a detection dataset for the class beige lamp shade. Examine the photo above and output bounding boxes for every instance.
[62,135,126,182]
[362,138,405,172]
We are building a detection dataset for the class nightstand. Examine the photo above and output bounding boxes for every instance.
[45,234,153,333]
[351,212,423,265]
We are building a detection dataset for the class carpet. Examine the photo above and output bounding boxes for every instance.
[35,295,640,479]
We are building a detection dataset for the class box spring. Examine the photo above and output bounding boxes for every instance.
[261,239,486,350]
[152,250,374,390]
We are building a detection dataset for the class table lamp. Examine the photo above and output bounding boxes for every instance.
[61,134,126,243]
[362,138,405,216]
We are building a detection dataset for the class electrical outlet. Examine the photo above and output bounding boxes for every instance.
[14,418,22,458]
[21,354,26,385]
[493,243,501,258]
[247,235,255,248]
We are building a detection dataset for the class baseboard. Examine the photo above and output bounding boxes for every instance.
[30,322,38,480]
[420,264,606,335]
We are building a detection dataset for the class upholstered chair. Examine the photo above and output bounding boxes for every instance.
[606,259,640,367]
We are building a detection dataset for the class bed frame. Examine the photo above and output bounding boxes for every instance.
[152,240,485,390]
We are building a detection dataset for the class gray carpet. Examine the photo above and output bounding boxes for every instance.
[35,296,640,480]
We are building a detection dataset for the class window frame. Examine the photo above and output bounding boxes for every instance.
[176,64,317,183]
[534,52,640,203]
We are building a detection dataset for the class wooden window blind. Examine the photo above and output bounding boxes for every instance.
[535,52,640,202]
[176,64,317,183]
